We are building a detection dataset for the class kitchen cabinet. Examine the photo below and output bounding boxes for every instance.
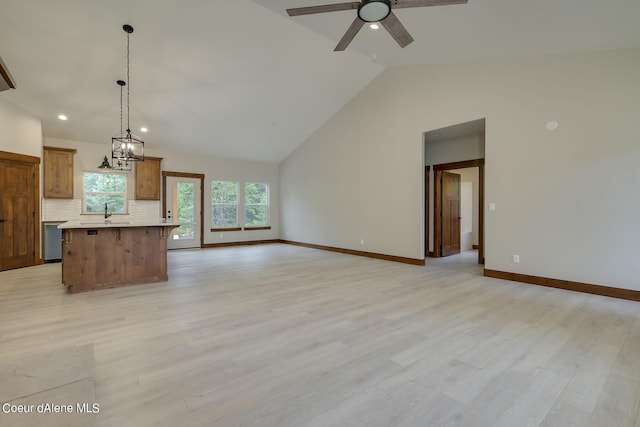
[43,146,77,198]
[135,157,162,200]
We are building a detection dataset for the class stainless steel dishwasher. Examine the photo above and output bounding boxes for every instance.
[43,222,64,263]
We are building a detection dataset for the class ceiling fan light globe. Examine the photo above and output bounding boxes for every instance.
[358,0,391,23]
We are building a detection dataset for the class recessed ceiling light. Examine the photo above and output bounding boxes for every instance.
[545,120,559,131]
[140,127,148,133]
[58,114,68,121]
[369,23,379,30]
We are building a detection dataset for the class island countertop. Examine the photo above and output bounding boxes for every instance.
[58,219,176,229]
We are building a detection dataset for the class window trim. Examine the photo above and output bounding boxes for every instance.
[210,227,242,232]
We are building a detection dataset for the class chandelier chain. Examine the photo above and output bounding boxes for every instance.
[126,30,130,133]
[108,23,143,171]
[120,83,123,135]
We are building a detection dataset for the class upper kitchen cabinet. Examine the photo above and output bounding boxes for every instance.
[135,157,162,200]
[43,146,77,199]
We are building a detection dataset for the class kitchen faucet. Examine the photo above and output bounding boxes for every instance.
[104,203,112,219]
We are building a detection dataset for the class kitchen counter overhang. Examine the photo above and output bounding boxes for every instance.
[58,220,179,293]
[58,219,176,229]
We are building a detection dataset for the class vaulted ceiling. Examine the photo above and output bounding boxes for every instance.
[1,0,638,163]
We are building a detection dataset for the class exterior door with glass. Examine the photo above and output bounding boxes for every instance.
[165,176,201,249]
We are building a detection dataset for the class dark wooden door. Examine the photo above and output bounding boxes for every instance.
[441,171,461,257]
[0,158,37,270]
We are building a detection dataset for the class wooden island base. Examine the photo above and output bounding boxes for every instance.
[61,223,178,293]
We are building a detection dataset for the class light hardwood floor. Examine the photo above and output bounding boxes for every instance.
[1,244,639,426]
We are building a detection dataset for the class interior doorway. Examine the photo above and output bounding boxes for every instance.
[163,172,204,250]
[433,160,484,263]
[423,118,486,265]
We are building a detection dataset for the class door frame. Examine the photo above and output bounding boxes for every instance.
[162,171,205,249]
[424,165,430,257]
[0,150,41,268]
[430,158,484,264]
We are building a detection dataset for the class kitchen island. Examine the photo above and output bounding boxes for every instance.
[59,220,178,293]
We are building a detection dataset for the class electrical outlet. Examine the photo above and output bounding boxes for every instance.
[286,231,290,237]
[489,203,496,212]
[513,254,520,263]
[360,239,364,245]
[219,233,223,238]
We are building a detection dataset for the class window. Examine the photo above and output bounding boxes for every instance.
[211,181,239,229]
[244,182,269,228]
[83,172,127,214]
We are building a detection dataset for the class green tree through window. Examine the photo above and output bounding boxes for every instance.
[211,181,238,228]
[245,182,268,227]
[175,182,195,238]
[83,172,127,213]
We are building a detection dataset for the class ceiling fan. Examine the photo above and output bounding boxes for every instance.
[286,0,468,51]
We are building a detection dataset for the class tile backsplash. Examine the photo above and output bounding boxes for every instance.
[42,199,161,222]
[129,200,162,218]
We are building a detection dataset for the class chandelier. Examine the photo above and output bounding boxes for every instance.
[111,24,144,171]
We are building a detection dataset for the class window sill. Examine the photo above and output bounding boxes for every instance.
[211,227,242,232]
[244,226,271,231]
[81,213,129,216]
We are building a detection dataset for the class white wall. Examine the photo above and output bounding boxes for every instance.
[0,99,44,257]
[280,48,640,290]
[43,137,279,245]
[0,99,42,157]
[425,134,485,165]
[456,167,479,247]
[460,181,473,251]
[163,148,279,245]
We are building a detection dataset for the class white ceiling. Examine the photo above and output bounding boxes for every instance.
[260,0,640,66]
[0,0,382,162]
[1,0,639,163]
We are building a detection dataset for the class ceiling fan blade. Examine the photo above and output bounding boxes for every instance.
[380,12,414,48]
[391,0,468,9]
[287,2,360,17]
[334,17,365,51]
